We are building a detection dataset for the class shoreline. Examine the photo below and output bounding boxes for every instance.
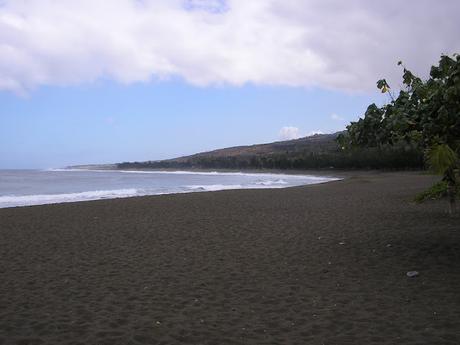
[1,168,432,210]
[1,171,459,344]
[0,169,343,209]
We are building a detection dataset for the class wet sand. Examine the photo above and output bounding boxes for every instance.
[1,172,459,344]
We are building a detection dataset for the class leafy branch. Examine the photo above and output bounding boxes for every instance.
[339,53,460,213]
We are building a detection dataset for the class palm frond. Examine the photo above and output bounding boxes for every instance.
[426,144,458,175]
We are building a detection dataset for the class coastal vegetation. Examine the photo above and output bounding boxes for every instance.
[339,54,460,211]
[118,145,423,171]
[118,133,424,171]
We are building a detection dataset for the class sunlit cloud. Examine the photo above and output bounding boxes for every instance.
[279,126,300,140]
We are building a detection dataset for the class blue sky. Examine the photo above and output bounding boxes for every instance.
[0,81,380,168]
[1,0,459,168]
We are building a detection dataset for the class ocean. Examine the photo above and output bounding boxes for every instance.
[0,169,339,208]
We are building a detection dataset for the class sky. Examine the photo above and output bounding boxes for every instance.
[1,0,459,169]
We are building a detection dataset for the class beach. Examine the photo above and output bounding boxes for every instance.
[1,171,459,345]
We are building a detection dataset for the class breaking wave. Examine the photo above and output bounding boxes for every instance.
[0,189,141,208]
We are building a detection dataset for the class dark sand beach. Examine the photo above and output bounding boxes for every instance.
[1,172,459,345]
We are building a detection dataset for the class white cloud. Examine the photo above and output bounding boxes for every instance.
[279,126,300,140]
[0,0,459,93]
[307,130,324,136]
[330,113,344,121]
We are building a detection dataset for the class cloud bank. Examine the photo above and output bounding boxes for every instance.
[279,126,300,140]
[1,0,459,93]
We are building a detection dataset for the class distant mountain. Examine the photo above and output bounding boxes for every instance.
[116,132,345,170]
[72,131,424,171]
[166,132,340,162]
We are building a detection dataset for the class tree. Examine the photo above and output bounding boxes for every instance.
[340,54,460,212]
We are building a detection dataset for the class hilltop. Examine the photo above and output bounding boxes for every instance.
[170,133,339,160]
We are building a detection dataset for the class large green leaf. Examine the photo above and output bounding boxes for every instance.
[427,144,458,175]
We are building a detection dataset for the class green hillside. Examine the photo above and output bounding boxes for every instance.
[117,132,424,170]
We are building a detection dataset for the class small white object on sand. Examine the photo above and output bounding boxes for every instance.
[406,271,419,278]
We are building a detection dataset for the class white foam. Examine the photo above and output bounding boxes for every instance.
[2,170,341,208]
[119,170,332,179]
[0,188,141,208]
[186,184,245,191]
[52,168,338,180]
[255,179,288,186]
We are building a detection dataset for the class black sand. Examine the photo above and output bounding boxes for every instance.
[1,172,459,344]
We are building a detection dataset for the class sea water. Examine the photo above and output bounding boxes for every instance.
[0,169,339,208]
